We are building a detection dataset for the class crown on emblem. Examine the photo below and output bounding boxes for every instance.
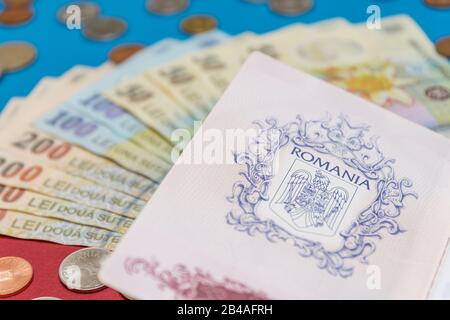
[313,171,330,191]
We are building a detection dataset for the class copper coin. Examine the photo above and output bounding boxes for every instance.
[436,36,450,58]
[424,0,450,8]
[108,44,145,64]
[0,41,36,72]
[180,15,218,35]
[0,257,33,297]
[4,0,33,9]
[0,7,33,26]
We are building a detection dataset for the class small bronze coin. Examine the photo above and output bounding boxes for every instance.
[0,7,33,26]
[424,0,450,8]
[180,15,218,35]
[0,256,33,297]
[108,44,145,64]
[436,36,450,58]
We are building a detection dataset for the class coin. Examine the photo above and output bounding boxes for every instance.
[436,36,450,58]
[57,2,100,26]
[82,17,127,41]
[0,41,36,72]
[180,15,218,35]
[0,257,33,297]
[109,44,145,64]
[4,0,32,8]
[59,247,110,292]
[424,0,450,8]
[268,0,313,16]
[146,0,189,15]
[32,297,62,300]
[0,7,33,26]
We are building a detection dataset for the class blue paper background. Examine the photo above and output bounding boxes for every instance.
[0,0,448,111]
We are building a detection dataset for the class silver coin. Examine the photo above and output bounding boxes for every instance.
[82,17,127,41]
[146,0,189,15]
[57,2,100,25]
[32,297,62,300]
[0,41,36,72]
[268,0,313,16]
[59,248,110,292]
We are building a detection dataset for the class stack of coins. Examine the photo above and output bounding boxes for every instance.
[57,2,127,41]
[0,0,34,26]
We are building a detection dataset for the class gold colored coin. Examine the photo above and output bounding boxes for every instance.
[436,36,450,58]
[0,41,36,72]
[108,44,145,64]
[0,7,33,26]
[0,257,33,297]
[180,15,218,35]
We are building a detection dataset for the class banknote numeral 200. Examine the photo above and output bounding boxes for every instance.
[13,131,72,160]
[0,158,43,182]
[45,111,98,137]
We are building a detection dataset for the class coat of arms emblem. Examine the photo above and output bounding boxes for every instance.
[270,163,356,237]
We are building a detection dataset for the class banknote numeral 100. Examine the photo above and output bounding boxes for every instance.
[0,185,24,203]
[13,132,72,160]
[45,111,98,137]
[0,158,42,182]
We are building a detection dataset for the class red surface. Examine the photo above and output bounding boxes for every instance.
[0,236,124,300]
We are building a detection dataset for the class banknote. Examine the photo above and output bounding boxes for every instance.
[40,33,230,157]
[102,73,196,140]
[0,149,145,218]
[0,185,132,234]
[0,66,158,200]
[0,209,120,249]
[144,56,223,120]
[352,15,450,128]
[0,98,24,125]
[34,105,171,182]
[100,53,450,300]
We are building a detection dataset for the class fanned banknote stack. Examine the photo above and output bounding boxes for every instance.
[0,15,449,250]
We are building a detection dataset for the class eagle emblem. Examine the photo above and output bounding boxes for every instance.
[274,170,349,232]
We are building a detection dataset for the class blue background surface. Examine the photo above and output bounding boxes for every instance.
[0,0,448,111]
